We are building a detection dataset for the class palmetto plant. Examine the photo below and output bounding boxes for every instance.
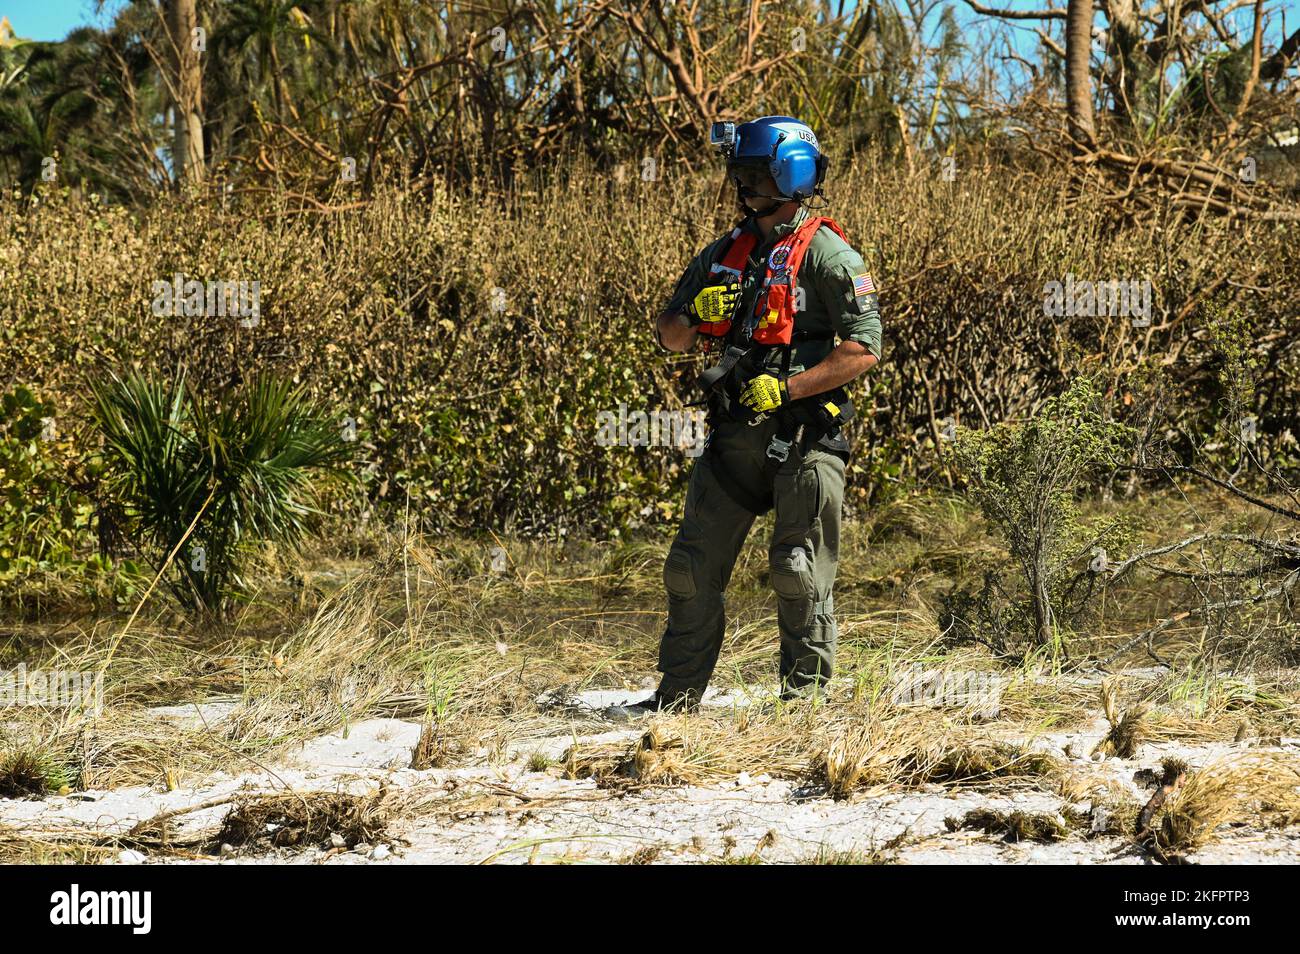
[89,371,353,618]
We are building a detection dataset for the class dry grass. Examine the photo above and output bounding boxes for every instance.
[2,488,1300,865]
[1144,752,1300,861]
[1092,680,1148,759]
[3,540,509,789]
[0,745,71,799]
[0,824,120,864]
[816,713,1061,799]
[561,697,1063,801]
[1055,771,1146,838]
[564,711,816,790]
[7,513,1296,804]
[945,808,1071,843]
[409,720,449,770]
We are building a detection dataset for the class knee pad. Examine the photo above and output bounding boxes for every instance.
[663,543,698,601]
[770,544,815,602]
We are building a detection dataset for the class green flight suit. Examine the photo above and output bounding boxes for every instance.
[657,206,883,701]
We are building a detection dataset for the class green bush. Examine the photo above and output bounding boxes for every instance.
[0,385,95,590]
[948,378,1137,651]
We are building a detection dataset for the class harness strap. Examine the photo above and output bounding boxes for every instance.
[693,344,749,397]
[691,216,856,514]
[704,392,855,516]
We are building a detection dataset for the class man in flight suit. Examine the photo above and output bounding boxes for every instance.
[607,116,883,719]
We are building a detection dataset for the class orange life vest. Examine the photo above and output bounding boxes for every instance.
[697,215,848,347]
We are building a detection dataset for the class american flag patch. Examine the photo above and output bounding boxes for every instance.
[853,273,876,297]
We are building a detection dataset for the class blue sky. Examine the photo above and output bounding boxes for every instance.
[4,0,1296,53]
[3,0,125,41]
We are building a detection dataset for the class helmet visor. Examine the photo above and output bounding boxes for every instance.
[727,161,775,193]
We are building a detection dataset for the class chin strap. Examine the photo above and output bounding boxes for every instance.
[737,188,791,216]
[802,188,830,211]
[737,185,826,215]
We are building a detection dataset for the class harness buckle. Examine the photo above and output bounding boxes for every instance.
[766,435,792,463]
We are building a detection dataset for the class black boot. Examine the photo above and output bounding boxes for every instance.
[604,688,700,722]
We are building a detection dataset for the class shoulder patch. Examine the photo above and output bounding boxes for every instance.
[852,273,877,297]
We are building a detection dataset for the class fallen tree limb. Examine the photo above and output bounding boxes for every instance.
[1105,531,1300,586]
[1163,465,1300,522]
[1135,759,1188,864]
[1096,568,1300,669]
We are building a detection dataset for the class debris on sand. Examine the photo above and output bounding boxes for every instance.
[1135,757,1188,850]
[410,719,447,770]
[814,710,1062,800]
[216,792,388,850]
[563,716,810,790]
[1091,680,1146,760]
[915,743,1059,787]
[623,845,662,864]
[945,808,1070,843]
[0,746,71,799]
[565,725,689,789]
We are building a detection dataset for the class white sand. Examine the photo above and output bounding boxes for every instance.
[7,693,1300,865]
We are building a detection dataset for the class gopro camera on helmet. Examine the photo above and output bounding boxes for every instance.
[709,122,736,154]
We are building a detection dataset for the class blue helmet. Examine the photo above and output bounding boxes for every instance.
[712,115,827,201]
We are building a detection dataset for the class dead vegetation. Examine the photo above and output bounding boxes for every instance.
[561,702,1062,801]
[3,487,1300,863]
[946,809,1071,843]
[410,720,450,771]
[0,746,70,799]
[1092,680,1148,760]
[564,716,814,791]
[0,824,119,865]
[816,712,1062,800]
[216,792,389,851]
[1138,753,1300,863]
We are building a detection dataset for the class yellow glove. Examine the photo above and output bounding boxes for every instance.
[738,374,789,414]
[687,279,742,326]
